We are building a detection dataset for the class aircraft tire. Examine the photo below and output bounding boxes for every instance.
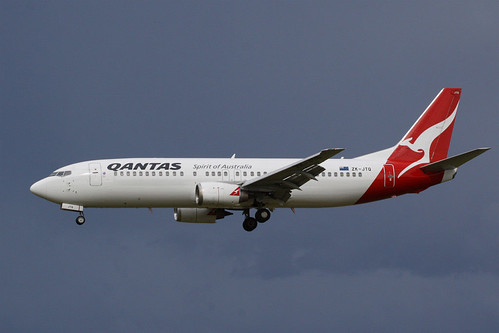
[255,208,271,223]
[76,215,85,225]
[242,217,257,232]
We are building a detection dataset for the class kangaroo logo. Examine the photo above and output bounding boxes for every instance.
[397,105,458,177]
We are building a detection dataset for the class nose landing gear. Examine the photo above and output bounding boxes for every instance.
[60,203,85,226]
[75,213,85,225]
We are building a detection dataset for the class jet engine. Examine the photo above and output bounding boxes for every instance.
[174,208,232,223]
[195,182,249,207]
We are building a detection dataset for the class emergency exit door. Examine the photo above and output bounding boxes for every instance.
[222,169,242,182]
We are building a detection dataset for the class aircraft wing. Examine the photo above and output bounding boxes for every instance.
[241,148,344,204]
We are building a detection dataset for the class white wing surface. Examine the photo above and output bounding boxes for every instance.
[241,148,344,204]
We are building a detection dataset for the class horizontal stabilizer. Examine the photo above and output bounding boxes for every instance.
[420,148,490,173]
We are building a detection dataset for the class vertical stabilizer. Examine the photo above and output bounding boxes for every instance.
[355,88,469,204]
[389,88,461,177]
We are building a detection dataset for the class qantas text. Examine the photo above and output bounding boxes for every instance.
[107,162,182,171]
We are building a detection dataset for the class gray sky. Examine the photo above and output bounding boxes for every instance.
[2,1,498,332]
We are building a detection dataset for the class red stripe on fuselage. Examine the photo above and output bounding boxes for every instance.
[356,162,444,204]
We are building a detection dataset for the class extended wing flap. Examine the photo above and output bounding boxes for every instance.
[241,148,343,201]
[420,147,490,173]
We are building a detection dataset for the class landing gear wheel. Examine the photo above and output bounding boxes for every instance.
[242,217,257,232]
[76,215,85,225]
[255,208,271,223]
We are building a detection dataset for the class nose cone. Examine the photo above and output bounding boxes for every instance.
[30,179,47,198]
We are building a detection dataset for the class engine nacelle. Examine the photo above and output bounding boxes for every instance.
[195,182,249,207]
[174,208,232,223]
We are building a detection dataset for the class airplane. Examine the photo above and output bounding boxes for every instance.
[30,88,489,231]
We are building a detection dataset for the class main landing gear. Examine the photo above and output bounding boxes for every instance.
[242,208,271,232]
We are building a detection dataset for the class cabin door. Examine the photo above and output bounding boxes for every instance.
[383,164,395,188]
[89,163,102,186]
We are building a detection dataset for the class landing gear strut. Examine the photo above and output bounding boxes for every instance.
[242,208,272,232]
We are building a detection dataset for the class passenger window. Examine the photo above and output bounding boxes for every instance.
[264,171,267,175]
[166,171,169,176]
[120,171,124,176]
[224,171,228,176]
[359,172,362,177]
[236,171,240,176]
[139,171,143,176]
[133,171,137,176]
[352,172,356,177]
[250,171,254,176]
[322,172,326,177]
[126,171,130,176]
[193,172,197,176]
[218,171,221,177]
[346,172,350,177]
[173,171,176,176]
[257,172,261,176]
[114,171,118,176]
[206,171,209,176]
[145,172,149,176]
[334,172,338,177]
[159,171,162,176]
[328,172,331,177]
[180,171,184,176]
[212,171,216,176]
[340,172,344,177]
[243,171,247,176]
[152,171,155,176]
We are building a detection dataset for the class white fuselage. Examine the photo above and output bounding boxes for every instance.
[31,157,383,209]
[29,89,488,231]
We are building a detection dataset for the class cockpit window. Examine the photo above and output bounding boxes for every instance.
[49,170,72,177]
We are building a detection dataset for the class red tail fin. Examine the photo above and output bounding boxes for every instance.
[389,88,461,176]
